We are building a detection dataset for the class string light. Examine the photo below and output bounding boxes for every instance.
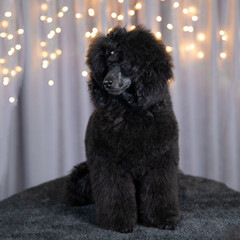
[15,44,21,50]
[192,16,198,21]
[219,30,225,36]
[1,20,9,28]
[17,29,24,34]
[198,52,204,59]
[129,10,135,16]
[11,70,16,77]
[40,15,47,21]
[88,8,95,16]
[58,12,64,18]
[3,77,10,86]
[156,16,162,22]
[40,41,47,47]
[197,33,205,41]
[183,8,188,14]
[5,12,12,17]
[48,80,54,86]
[42,60,49,69]
[41,3,48,11]
[166,46,173,52]
[85,32,91,38]
[184,26,193,32]
[155,32,162,39]
[185,44,195,51]
[82,71,88,77]
[0,32,7,38]
[56,27,61,33]
[117,15,124,20]
[47,17,53,23]
[173,2,179,8]
[220,52,227,59]
[9,97,15,103]
[0,58,6,64]
[188,26,193,32]
[90,32,96,38]
[130,25,136,30]
[50,53,57,60]
[7,34,13,40]
[3,68,9,75]
[118,0,124,3]
[188,7,196,14]
[135,3,142,9]
[8,47,15,55]
[62,6,68,12]
[42,51,48,58]
[92,28,98,33]
[167,24,173,30]
[15,66,22,72]
[56,49,62,55]
[111,12,117,18]
[222,35,227,41]
[76,13,82,19]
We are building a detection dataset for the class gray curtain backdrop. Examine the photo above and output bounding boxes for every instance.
[0,0,239,200]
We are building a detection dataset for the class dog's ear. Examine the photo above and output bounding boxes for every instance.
[86,35,112,108]
[86,35,108,81]
[135,37,173,109]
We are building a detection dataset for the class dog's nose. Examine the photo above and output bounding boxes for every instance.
[103,78,114,88]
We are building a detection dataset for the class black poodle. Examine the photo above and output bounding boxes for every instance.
[67,25,179,233]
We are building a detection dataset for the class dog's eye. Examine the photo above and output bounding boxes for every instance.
[111,51,115,55]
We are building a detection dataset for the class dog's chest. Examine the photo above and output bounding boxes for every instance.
[97,110,163,155]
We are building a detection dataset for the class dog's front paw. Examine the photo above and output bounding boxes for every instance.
[117,226,134,233]
[158,216,178,231]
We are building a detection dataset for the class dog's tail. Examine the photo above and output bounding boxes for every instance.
[65,162,94,206]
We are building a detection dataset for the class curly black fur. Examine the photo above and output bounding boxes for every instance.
[67,25,179,233]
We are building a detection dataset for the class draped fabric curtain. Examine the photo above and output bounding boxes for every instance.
[0,0,239,200]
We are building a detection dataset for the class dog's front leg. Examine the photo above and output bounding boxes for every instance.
[137,153,179,230]
[89,161,137,233]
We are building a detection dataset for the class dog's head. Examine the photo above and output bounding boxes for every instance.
[86,25,173,109]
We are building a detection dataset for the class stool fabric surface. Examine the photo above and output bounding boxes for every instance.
[0,173,240,240]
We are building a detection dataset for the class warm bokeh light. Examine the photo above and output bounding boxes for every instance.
[220,52,227,59]
[198,51,204,59]
[111,12,117,18]
[155,32,162,39]
[167,24,173,30]
[62,6,68,12]
[41,3,48,11]
[48,80,54,86]
[197,33,205,41]
[82,71,88,77]
[173,2,179,8]
[85,32,91,38]
[117,15,124,20]
[40,41,47,47]
[192,16,198,21]
[129,10,135,16]
[76,13,82,19]
[16,66,22,72]
[9,97,15,103]
[183,8,188,14]
[88,8,95,16]
[5,12,12,17]
[166,46,173,52]
[135,3,142,9]
[156,16,162,22]
[1,20,9,28]
[42,51,48,58]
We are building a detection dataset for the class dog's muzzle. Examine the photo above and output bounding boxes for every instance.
[103,65,131,95]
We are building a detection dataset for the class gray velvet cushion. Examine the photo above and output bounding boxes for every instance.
[0,173,240,240]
